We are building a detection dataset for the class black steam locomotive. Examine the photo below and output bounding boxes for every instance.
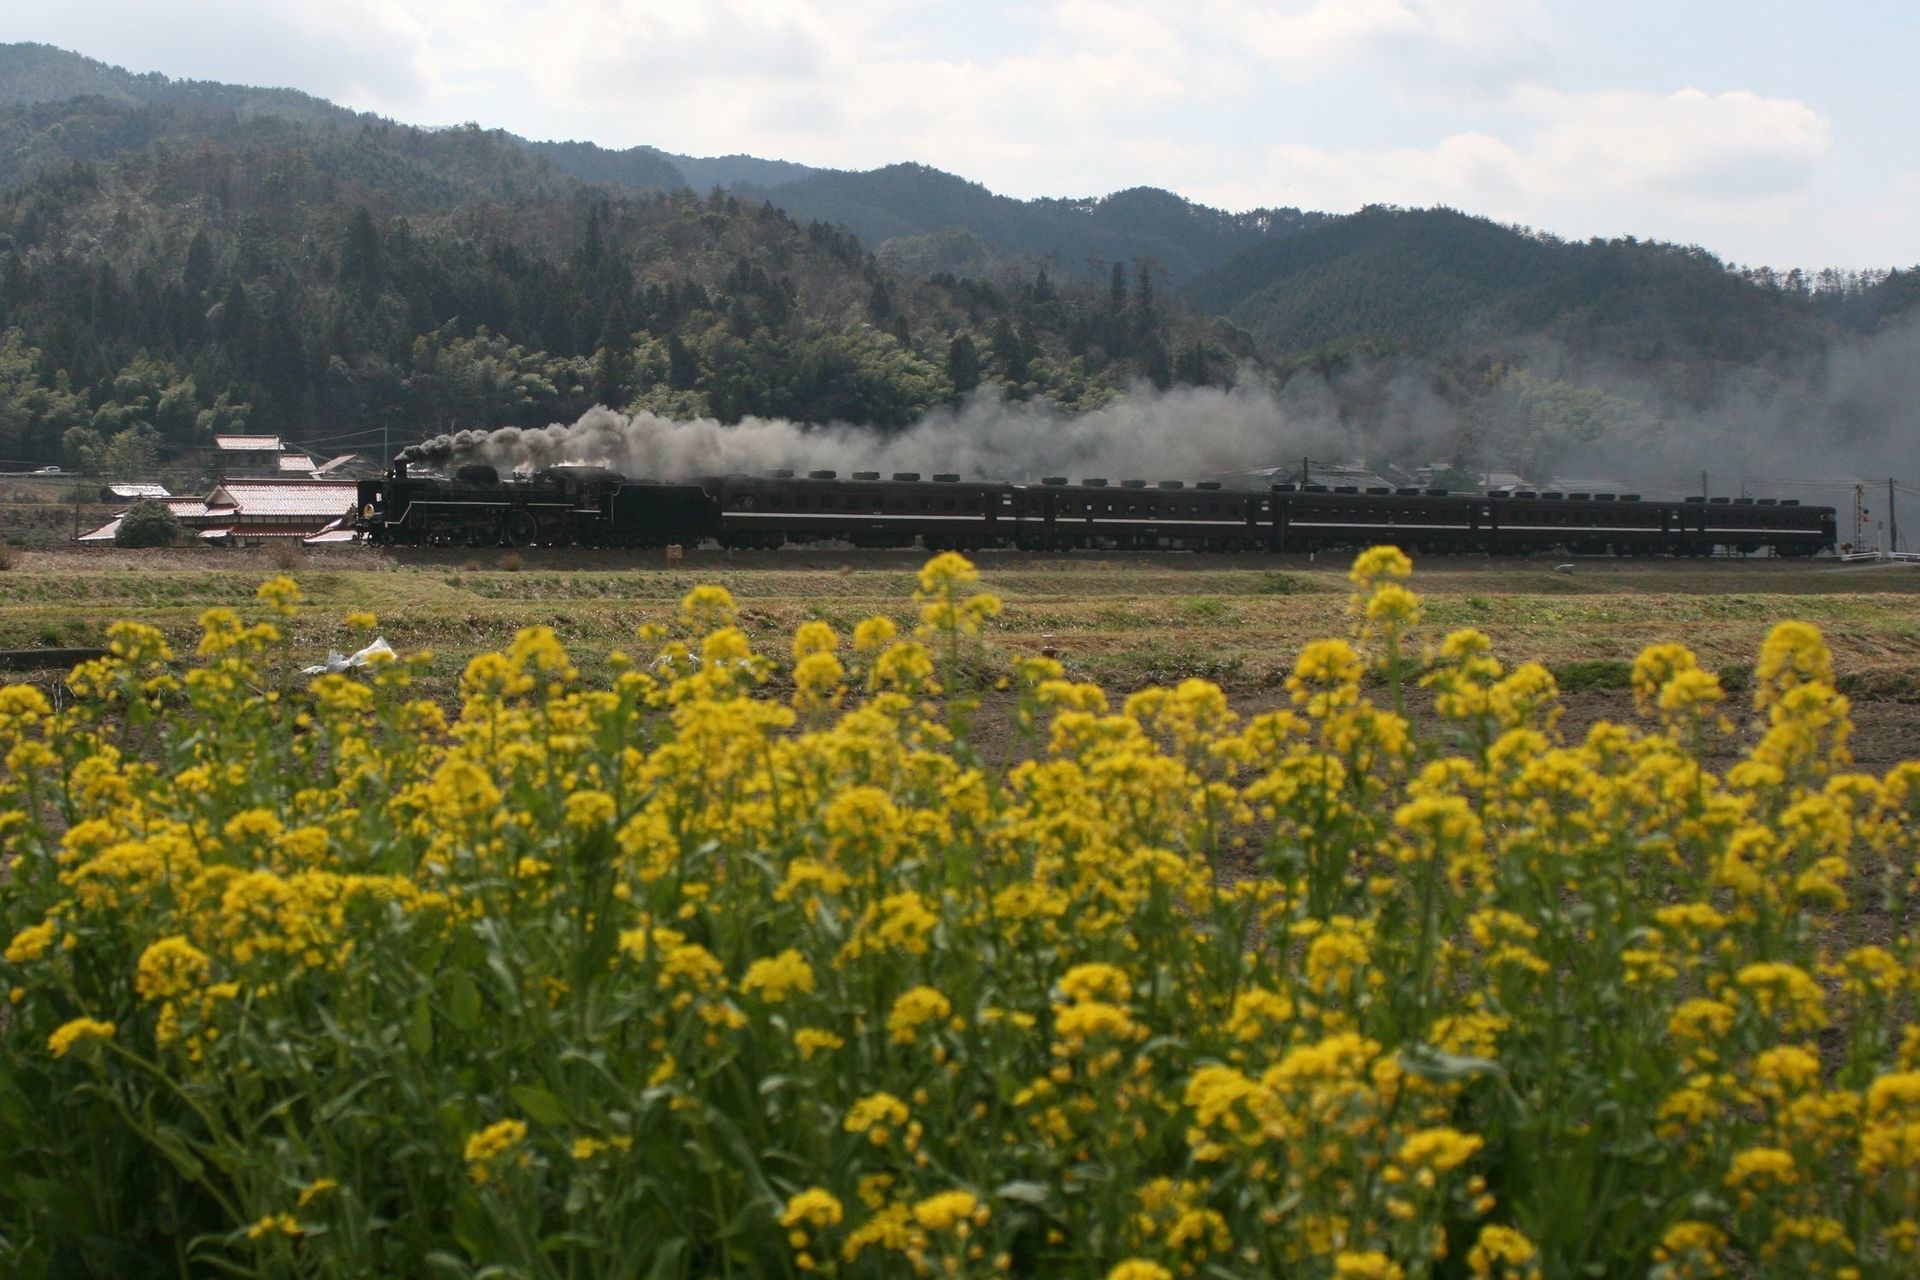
[353,463,1837,557]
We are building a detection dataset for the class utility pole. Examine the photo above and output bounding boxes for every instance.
[1700,469,1708,500]
[1891,478,1900,552]
[1302,455,1310,487]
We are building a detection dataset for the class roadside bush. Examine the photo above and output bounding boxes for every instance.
[113,498,184,547]
[0,554,1915,1278]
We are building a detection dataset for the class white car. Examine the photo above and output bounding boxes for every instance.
[31,465,61,475]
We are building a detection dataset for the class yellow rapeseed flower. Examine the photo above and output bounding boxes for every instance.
[48,1016,116,1059]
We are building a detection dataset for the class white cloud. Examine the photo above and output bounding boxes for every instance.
[1187,87,1831,236]
[1523,87,1831,202]
[1198,0,1556,94]
[8,1,1898,264]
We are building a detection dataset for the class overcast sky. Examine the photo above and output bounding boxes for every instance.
[11,0,1917,269]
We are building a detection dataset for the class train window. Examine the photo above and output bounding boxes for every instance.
[846,497,859,509]
[943,498,955,511]
[965,498,978,511]
[796,495,809,509]
[736,495,756,509]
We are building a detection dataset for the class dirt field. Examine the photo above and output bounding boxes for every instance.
[4,544,1918,759]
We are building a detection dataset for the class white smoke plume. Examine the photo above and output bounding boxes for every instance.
[402,382,1359,484]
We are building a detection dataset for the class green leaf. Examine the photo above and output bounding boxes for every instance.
[644,1238,688,1280]
[150,1124,206,1181]
[510,1084,569,1126]
[408,995,434,1056]
[447,972,482,1032]
[993,1180,1053,1206]
[1398,1043,1505,1083]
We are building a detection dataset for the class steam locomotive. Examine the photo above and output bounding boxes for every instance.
[352,462,1837,557]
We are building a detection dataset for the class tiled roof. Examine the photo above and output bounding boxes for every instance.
[104,483,171,499]
[313,453,359,475]
[214,434,284,451]
[277,455,318,473]
[208,482,359,518]
[77,517,123,542]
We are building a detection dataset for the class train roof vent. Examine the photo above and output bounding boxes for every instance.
[1367,486,1391,495]
[1425,488,1449,497]
[1620,493,1641,501]
[893,472,921,482]
[853,471,880,480]
[1040,476,1068,486]
[1684,495,1706,503]
[1569,492,1591,501]
[1158,480,1185,490]
[1274,483,1298,492]
[1304,484,1329,493]
[1082,477,1109,487]
[1396,487,1422,496]
[455,463,500,486]
[1595,493,1616,501]
[1196,481,1222,490]
[1757,497,1778,506]
[1782,499,1801,506]
[1122,479,1149,489]
[1709,496,1732,504]
[1734,496,1755,505]
[767,468,795,478]
[808,469,837,480]
[1515,490,1538,498]
[933,473,960,483]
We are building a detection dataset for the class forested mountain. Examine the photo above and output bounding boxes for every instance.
[1,41,1917,484]
[1183,206,1835,366]
[0,92,1238,469]
[0,43,359,127]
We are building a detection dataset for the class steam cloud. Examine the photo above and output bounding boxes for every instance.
[400,318,1920,536]
[401,382,1356,485]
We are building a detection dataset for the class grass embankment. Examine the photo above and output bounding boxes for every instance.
[5,548,1918,703]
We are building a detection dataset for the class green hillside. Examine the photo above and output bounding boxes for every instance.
[0,113,1236,469]
[1183,206,1833,366]
[0,40,1915,485]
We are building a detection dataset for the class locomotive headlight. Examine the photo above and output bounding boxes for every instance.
[362,504,374,518]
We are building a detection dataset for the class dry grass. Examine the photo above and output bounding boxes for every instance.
[0,547,1916,702]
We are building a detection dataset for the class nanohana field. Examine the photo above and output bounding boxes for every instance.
[1,550,1916,1279]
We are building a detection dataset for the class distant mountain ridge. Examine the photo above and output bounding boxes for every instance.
[1182,205,1829,365]
[0,42,362,127]
[0,42,1320,287]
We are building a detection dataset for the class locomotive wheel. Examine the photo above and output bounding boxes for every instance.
[504,509,538,548]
